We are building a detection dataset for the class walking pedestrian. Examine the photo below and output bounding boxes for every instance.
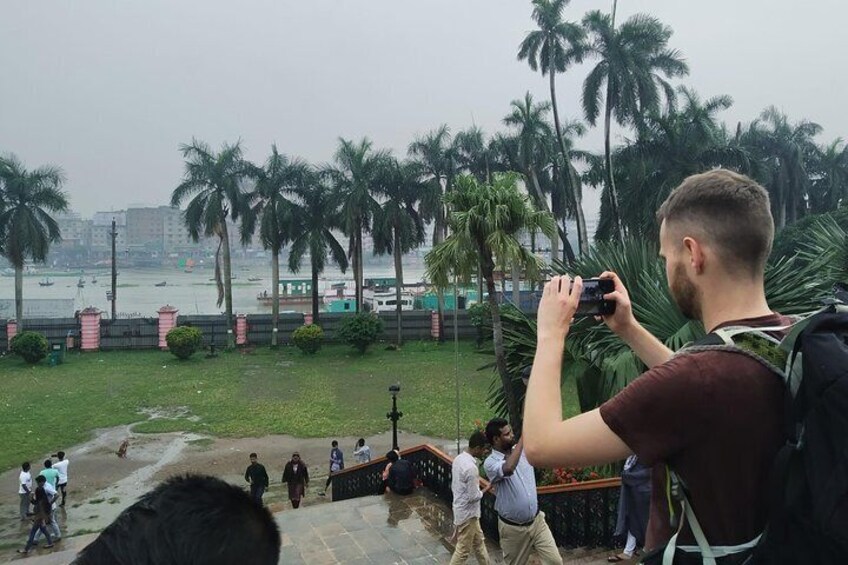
[282,453,309,509]
[353,438,372,464]
[483,418,561,565]
[449,431,493,565]
[245,452,270,506]
[17,476,54,555]
[51,451,69,507]
[35,479,61,544]
[39,459,60,489]
[19,462,32,521]
[321,440,344,496]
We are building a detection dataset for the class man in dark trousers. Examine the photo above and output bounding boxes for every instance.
[282,453,309,509]
[244,453,270,505]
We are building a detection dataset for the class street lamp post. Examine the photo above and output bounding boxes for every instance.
[387,384,403,451]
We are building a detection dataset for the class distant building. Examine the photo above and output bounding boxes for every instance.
[91,211,127,251]
[55,212,92,249]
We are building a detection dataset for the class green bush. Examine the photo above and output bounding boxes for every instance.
[468,301,492,345]
[337,313,383,354]
[292,324,324,354]
[10,331,49,364]
[165,326,203,360]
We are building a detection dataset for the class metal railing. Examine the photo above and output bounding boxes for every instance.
[332,444,620,549]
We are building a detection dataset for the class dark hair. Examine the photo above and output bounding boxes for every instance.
[485,418,509,445]
[57,451,65,459]
[71,474,280,565]
[44,459,53,468]
[469,431,488,449]
[22,461,30,472]
[657,169,774,276]
[386,450,399,463]
[249,453,258,459]
[331,440,338,448]
[357,438,365,447]
[35,475,46,484]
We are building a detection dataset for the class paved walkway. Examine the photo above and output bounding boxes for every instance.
[8,490,615,564]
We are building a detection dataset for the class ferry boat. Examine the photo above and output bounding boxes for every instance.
[257,279,314,304]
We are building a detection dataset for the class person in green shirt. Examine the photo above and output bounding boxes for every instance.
[38,460,59,489]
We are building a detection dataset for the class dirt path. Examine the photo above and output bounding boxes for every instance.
[0,425,452,563]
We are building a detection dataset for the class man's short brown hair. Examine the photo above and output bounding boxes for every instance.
[657,169,774,276]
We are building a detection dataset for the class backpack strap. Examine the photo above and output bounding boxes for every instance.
[662,469,717,565]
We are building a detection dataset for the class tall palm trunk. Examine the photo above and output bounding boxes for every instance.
[14,265,23,331]
[548,47,589,255]
[393,230,404,346]
[511,263,521,308]
[356,226,364,313]
[484,259,521,430]
[528,169,560,261]
[603,86,624,241]
[220,220,235,347]
[271,248,280,346]
[433,205,446,342]
[311,259,320,326]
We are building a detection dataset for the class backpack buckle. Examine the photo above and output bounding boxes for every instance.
[789,424,805,451]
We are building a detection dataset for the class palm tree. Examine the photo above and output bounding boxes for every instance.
[372,159,427,345]
[287,176,349,326]
[425,173,555,430]
[0,154,69,330]
[325,138,387,313]
[582,4,689,239]
[243,146,310,346]
[503,92,563,261]
[809,139,848,214]
[453,127,493,183]
[171,140,251,345]
[598,87,749,239]
[519,0,590,255]
[409,126,456,339]
[741,107,823,227]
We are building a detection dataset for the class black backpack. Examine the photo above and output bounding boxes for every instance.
[642,289,848,565]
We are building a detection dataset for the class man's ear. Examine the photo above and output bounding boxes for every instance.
[683,236,706,274]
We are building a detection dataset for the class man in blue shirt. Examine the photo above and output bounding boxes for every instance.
[483,418,561,565]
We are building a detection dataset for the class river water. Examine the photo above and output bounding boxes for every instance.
[0,260,430,317]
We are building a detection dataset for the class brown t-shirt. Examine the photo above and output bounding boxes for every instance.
[599,313,791,549]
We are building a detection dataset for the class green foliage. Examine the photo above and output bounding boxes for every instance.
[468,301,492,345]
[10,331,48,364]
[772,207,848,262]
[165,326,203,360]
[337,313,383,354]
[291,324,324,355]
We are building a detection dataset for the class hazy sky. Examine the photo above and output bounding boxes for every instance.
[1,0,845,217]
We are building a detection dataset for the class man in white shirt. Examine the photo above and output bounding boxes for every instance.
[450,431,493,565]
[19,462,32,521]
[51,451,69,507]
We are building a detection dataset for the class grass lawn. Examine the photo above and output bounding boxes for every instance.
[0,341,580,472]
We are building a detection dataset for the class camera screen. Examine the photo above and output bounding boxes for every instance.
[564,278,615,316]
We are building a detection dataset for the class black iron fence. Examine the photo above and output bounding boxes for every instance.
[332,444,620,550]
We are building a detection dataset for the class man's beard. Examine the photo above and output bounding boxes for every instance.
[670,262,701,320]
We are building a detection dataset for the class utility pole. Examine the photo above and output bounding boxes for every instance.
[111,218,117,320]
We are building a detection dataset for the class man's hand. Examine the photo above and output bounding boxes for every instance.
[597,271,638,338]
[537,275,583,343]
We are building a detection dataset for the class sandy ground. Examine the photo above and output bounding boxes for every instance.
[0,424,454,564]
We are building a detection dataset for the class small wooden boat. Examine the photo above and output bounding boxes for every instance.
[248,276,262,282]
[154,281,167,287]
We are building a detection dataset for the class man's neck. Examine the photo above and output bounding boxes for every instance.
[494,446,510,455]
[700,280,772,332]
